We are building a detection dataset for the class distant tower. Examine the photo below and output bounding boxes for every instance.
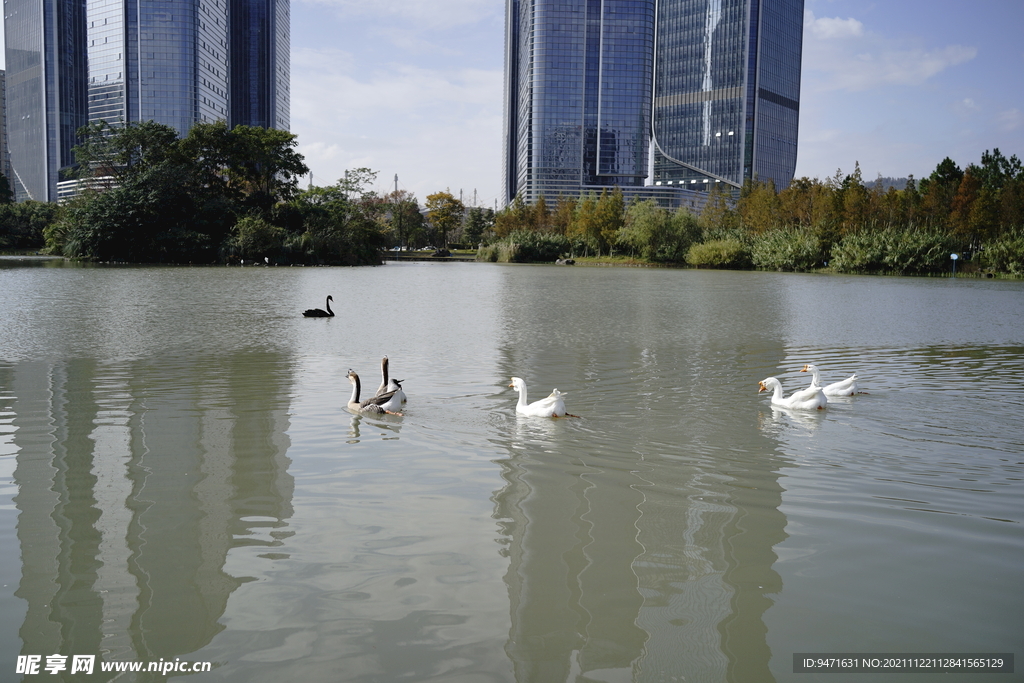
[652,0,804,191]
[3,0,291,201]
[502,0,803,207]
[0,70,11,187]
[3,0,88,201]
[230,0,290,130]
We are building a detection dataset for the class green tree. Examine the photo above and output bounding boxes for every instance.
[919,157,963,228]
[594,188,625,254]
[72,120,180,182]
[385,189,424,248]
[738,179,780,232]
[699,183,739,237]
[425,191,465,248]
[463,206,493,245]
[618,199,668,259]
[567,192,601,255]
[179,121,308,215]
[1,202,62,250]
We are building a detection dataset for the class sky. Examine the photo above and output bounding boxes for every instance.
[2,0,1022,206]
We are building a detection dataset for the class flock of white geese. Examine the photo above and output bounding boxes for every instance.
[758,364,859,411]
[306,297,857,418]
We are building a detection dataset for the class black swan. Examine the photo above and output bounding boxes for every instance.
[303,295,334,318]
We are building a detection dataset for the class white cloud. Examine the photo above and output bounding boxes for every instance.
[290,47,503,204]
[807,14,864,40]
[802,10,977,92]
[295,0,498,30]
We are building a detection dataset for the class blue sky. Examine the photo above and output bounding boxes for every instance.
[3,0,1022,206]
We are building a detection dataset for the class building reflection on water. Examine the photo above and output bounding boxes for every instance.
[8,353,294,679]
[493,268,791,682]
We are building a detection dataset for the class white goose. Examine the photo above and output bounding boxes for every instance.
[801,363,858,396]
[347,370,403,415]
[509,377,577,417]
[375,356,407,405]
[759,376,827,410]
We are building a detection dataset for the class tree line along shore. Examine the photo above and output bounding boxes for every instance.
[0,121,1020,277]
[482,150,1024,277]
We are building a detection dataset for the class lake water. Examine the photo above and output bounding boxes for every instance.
[1,257,1021,682]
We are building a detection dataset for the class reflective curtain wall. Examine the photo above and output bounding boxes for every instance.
[503,0,656,206]
[503,0,803,205]
[229,0,289,129]
[5,0,87,201]
[6,0,290,200]
[652,0,802,191]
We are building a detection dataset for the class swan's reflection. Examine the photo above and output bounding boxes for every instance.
[760,404,826,432]
[346,411,404,443]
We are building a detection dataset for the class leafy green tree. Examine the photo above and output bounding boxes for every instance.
[1,202,62,249]
[919,157,963,228]
[494,193,530,238]
[699,183,739,237]
[567,192,601,255]
[384,189,424,248]
[72,120,180,182]
[551,195,577,236]
[425,191,464,248]
[178,121,308,215]
[232,215,286,259]
[595,188,625,253]
[618,199,668,259]
[463,206,493,245]
[738,179,780,232]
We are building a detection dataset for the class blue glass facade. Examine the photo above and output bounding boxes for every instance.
[5,0,289,200]
[503,0,803,205]
[653,0,803,191]
[4,0,88,201]
[230,0,289,129]
[504,0,656,205]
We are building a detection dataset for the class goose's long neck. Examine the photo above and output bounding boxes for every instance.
[808,367,822,385]
[516,384,528,408]
[769,380,784,399]
[381,359,389,386]
[326,298,334,316]
[349,375,361,404]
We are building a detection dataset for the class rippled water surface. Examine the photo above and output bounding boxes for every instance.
[1,257,1022,682]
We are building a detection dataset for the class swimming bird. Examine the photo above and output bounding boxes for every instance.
[303,295,334,318]
[800,363,858,396]
[759,377,827,410]
[347,370,403,415]
[509,377,578,417]
[375,356,407,405]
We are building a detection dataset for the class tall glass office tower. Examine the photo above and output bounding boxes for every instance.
[4,0,290,201]
[502,0,803,206]
[4,0,88,201]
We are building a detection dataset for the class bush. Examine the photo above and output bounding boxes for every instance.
[750,228,821,271]
[232,215,285,259]
[980,231,1024,275]
[485,230,571,263]
[0,201,62,250]
[685,238,751,268]
[830,228,958,275]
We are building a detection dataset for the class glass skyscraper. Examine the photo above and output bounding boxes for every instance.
[502,0,803,206]
[4,0,289,201]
